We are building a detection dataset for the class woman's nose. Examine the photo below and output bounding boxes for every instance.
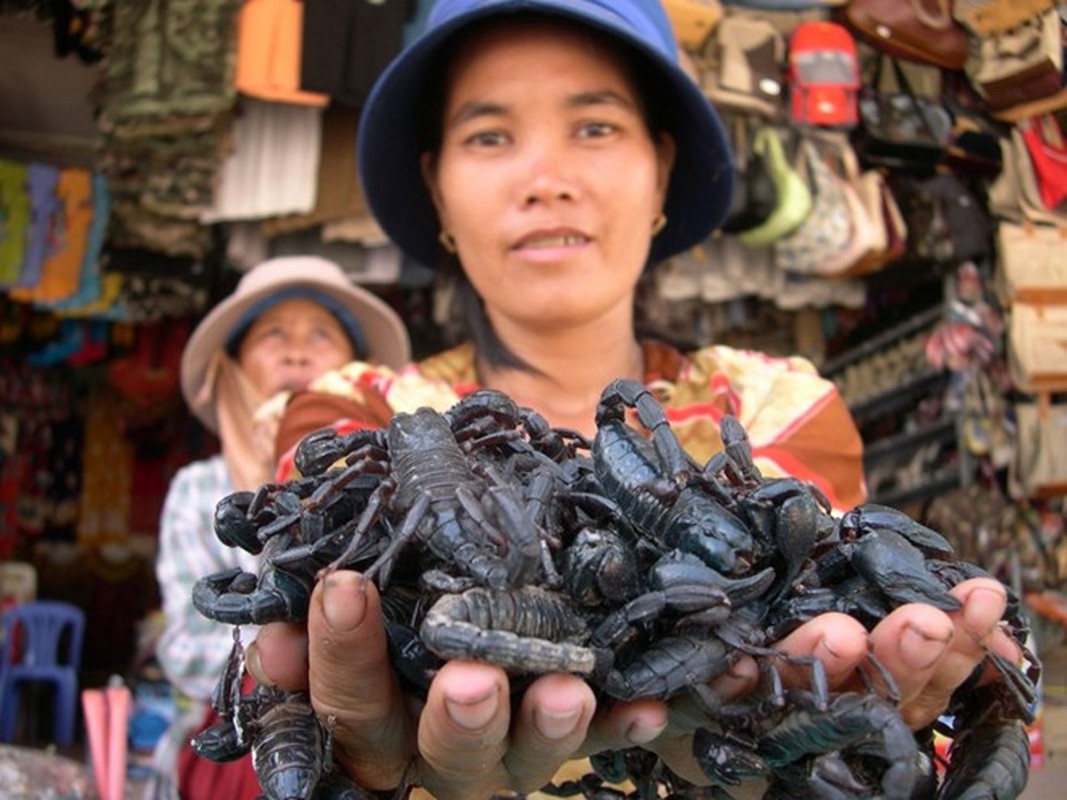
[520,144,578,207]
[282,346,311,366]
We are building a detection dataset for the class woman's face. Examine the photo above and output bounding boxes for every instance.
[423,20,675,333]
[236,297,356,396]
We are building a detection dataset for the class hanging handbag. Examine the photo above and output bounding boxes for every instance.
[699,15,786,118]
[818,136,885,276]
[964,9,1064,113]
[996,221,1067,304]
[994,125,1067,226]
[738,126,814,248]
[1009,393,1067,500]
[662,0,723,51]
[774,136,856,275]
[721,116,779,234]
[836,0,970,71]
[892,172,991,264]
[953,0,1056,37]
[1008,301,1067,391]
[851,55,952,174]
[1019,114,1067,210]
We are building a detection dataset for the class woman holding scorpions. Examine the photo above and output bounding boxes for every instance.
[245,0,1024,797]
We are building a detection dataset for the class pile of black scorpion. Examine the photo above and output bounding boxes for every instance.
[191,378,1041,800]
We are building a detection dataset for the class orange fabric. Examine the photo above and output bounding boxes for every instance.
[235,0,329,106]
[274,383,395,477]
[416,341,867,511]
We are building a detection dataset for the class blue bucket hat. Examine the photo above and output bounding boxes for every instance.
[357,0,734,269]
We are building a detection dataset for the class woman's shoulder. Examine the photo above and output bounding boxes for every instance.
[643,340,864,510]
[643,340,830,408]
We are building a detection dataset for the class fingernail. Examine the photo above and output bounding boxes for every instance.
[321,574,368,632]
[244,642,275,688]
[445,686,500,732]
[534,707,582,742]
[625,714,667,745]
[819,636,842,660]
[964,587,1005,637]
[902,622,953,670]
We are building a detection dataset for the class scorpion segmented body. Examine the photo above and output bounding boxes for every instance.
[592,379,754,576]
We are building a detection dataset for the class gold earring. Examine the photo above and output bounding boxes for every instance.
[652,213,667,235]
[438,230,457,253]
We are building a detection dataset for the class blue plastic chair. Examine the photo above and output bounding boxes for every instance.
[0,600,85,746]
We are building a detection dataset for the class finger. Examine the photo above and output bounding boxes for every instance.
[505,673,596,793]
[248,621,309,690]
[771,612,871,689]
[867,603,955,721]
[308,571,413,790]
[581,697,667,756]
[886,577,1011,729]
[416,660,512,800]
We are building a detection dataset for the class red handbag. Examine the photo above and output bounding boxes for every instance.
[836,0,969,71]
[1020,114,1067,210]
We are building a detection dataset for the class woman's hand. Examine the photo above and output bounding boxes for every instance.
[249,572,1020,797]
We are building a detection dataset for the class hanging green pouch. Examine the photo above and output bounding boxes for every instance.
[739,126,813,248]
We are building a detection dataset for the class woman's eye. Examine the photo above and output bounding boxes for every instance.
[578,121,617,138]
[466,130,508,147]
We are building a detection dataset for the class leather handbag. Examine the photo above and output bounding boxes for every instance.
[1009,393,1067,499]
[1008,301,1067,391]
[1019,114,1067,210]
[964,9,1064,113]
[996,221,1067,304]
[953,0,1056,37]
[699,15,786,118]
[840,178,908,277]
[893,172,991,264]
[851,55,952,174]
[837,0,970,71]
[738,126,813,248]
[774,136,855,275]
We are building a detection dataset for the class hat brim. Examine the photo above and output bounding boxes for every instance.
[181,263,411,433]
[358,0,734,270]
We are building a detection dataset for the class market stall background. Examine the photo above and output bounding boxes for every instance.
[0,0,1066,794]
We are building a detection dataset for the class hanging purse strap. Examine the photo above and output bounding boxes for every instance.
[910,0,953,30]
[875,52,949,145]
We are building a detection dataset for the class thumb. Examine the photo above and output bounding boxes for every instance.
[309,571,414,789]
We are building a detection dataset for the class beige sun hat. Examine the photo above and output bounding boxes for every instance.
[181,256,411,432]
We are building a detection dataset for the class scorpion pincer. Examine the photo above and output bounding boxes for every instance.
[592,378,754,576]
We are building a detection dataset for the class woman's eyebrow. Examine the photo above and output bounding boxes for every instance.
[448,89,636,129]
[568,89,636,111]
[448,100,507,129]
